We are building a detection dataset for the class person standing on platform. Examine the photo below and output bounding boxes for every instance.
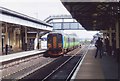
[105,38,110,55]
[95,37,103,58]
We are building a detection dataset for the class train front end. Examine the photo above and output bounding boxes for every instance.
[47,33,63,56]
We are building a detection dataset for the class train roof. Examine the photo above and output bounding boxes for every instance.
[48,32,64,35]
[48,32,78,38]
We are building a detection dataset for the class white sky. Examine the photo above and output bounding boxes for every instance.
[0,0,70,20]
[0,0,99,39]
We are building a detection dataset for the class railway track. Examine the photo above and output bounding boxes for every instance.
[18,45,89,81]
[1,52,59,80]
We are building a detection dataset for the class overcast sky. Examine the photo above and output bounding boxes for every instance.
[0,0,98,39]
[0,0,70,20]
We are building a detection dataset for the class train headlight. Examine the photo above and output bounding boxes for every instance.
[48,44,52,48]
[58,43,62,48]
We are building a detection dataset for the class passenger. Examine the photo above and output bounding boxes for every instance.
[95,37,103,58]
[105,38,110,55]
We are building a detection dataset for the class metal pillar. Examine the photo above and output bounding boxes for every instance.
[25,27,27,51]
[116,21,119,49]
[118,18,120,80]
[109,28,112,47]
[21,27,25,50]
[21,27,27,51]
[116,20,120,64]
[5,24,8,55]
[0,23,2,55]
[109,27,113,55]
[36,31,39,49]
[116,18,120,79]
[13,28,16,46]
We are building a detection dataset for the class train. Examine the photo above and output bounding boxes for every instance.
[46,32,81,56]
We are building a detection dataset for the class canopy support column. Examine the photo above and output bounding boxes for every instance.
[36,31,40,49]
[116,20,119,64]
[108,27,112,55]
[5,24,8,55]
[0,22,2,55]
[25,27,27,51]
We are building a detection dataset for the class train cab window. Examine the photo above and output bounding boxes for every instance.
[58,34,62,43]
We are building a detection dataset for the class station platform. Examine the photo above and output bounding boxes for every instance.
[74,45,119,80]
[0,49,46,63]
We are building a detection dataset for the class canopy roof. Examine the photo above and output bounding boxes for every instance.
[61,1,119,30]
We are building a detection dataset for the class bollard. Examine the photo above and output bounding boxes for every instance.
[5,44,8,55]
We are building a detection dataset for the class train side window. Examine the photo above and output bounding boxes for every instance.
[73,38,75,42]
[68,38,70,42]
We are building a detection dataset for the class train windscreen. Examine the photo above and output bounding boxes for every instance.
[58,34,62,43]
[47,34,52,43]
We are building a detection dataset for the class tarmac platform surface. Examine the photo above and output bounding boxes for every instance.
[75,45,118,80]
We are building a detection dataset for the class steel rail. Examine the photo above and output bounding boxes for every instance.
[42,46,86,81]
[67,45,90,81]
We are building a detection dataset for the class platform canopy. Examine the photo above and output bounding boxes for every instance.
[0,7,52,31]
[61,0,119,30]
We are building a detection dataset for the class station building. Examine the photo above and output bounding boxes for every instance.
[0,7,52,55]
